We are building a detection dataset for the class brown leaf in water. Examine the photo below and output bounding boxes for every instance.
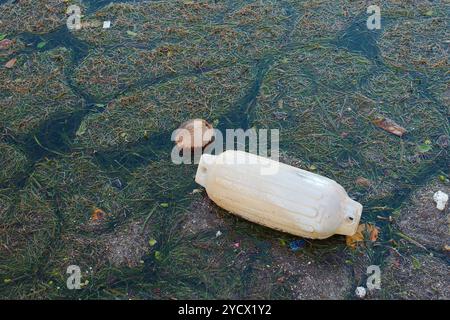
[368,224,380,242]
[5,58,17,68]
[91,208,106,222]
[346,223,380,249]
[346,224,365,249]
[373,117,406,137]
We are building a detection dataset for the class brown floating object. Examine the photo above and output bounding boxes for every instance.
[372,117,406,137]
[356,177,371,188]
[0,39,13,50]
[345,223,379,249]
[175,119,214,149]
[5,58,17,69]
[91,208,106,222]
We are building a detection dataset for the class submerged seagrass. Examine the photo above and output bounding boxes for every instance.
[0,0,448,300]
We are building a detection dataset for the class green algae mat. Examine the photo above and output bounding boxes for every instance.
[0,0,448,299]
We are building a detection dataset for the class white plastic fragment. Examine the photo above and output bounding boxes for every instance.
[103,21,111,29]
[433,190,448,211]
[355,286,366,299]
[215,230,222,238]
[195,150,363,239]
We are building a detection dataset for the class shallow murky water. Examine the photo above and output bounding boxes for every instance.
[0,0,448,299]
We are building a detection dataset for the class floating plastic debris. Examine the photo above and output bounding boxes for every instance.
[433,191,448,211]
[289,239,306,251]
[195,150,363,239]
[355,286,366,299]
